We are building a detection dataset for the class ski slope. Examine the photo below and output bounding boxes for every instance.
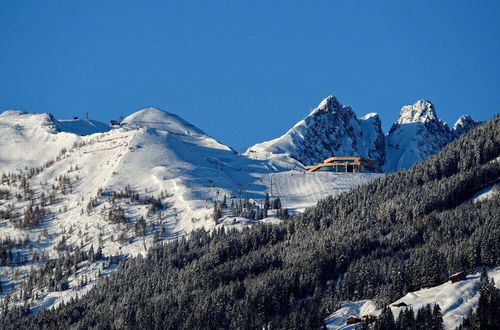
[325,267,500,330]
[257,171,381,211]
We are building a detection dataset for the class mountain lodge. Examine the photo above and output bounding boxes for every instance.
[449,271,467,283]
[305,156,380,173]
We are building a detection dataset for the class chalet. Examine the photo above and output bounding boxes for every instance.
[305,156,380,173]
[346,316,361,325]
[392,302,408,307]
[109,120,121,127]
[361,314,378,323]
[450,271,467,283]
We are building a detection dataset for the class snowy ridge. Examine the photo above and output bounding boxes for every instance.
[367,100,481,172]
[453,115,482,136]
[245,96,386,169]
[0,110,110,173]
[247,96,477,173]
[0,111,82,173]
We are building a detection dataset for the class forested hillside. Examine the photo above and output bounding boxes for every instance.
[1,115,498,329]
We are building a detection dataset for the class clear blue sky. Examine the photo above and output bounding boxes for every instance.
[1,0,499,150]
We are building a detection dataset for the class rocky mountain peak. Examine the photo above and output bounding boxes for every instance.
[385,100,454,171]
[361,112,379,121]
[248,95,477,173]
[453,115,481,136]
[396,99,438,125]
[246,95,386,168]
[314,95,339,111]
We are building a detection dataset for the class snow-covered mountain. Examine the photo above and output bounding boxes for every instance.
[0,101,485,314]
[245,96,386,169]
[453,114,482,136]
[0,107,381,312]
[247,96,478,172]
[384,100,454,172]
[384,101,484,171]
[0,110,110,173]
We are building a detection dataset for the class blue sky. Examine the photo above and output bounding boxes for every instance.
[1,0,499,150]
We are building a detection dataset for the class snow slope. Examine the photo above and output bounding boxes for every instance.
[260,171,381,211]
[325,300,378,330]
[0,111,78,173]
[55,117,110,135]
[0,101,485,315]
[0,110,109,173]
[470,183,499,203]
[325,267,500,330]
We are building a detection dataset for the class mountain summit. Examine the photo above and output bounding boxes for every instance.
[248,96,479,172]
[384,100,454,171]
[122,107,205,136]
[453,115,482,136]
[245,95,386,169]
[396,99,439,124]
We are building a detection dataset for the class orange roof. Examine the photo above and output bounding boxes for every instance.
[305,156,378,172]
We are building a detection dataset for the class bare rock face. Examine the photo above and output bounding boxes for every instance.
[360,112,386,169]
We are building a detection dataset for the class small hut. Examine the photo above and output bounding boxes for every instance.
[392,302,408,307]
[361,314,378,323]
[346,316,361,325]
[450,271,467,283]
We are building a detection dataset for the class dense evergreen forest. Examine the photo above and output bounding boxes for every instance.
[1,115,499,329]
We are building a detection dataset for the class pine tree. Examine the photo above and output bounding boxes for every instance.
[375,306,395,330]
[264,193,270,211]
[431,304,444,330]
[416,304,432,329]
[272,197,282,210]
[397,308,416,330]
[477,267,492,329]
